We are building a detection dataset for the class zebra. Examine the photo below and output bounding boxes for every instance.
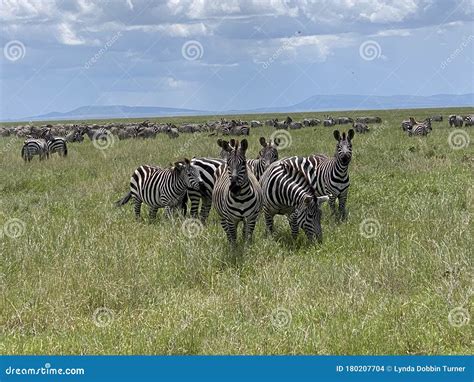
[116,159,204,221]
[276,129,354,221]
[84,127,109,140]
[217,138,235,159]
[21,138,49,161]
[222,125,250,136]
[408,118,431,136]
[260,161,329,242]
[187,156,225,223]
[42,129,67,157]
[212,139,262,245]
[246,137,280,181]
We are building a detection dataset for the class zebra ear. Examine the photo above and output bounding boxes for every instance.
[348,129,355,140]
[184,158,190,165]
[317,195,330,206]
[217,139,223,148]
[230,138,236,148]
[333,130,341,141]
[259,137,266,147]
[240,139,248,152]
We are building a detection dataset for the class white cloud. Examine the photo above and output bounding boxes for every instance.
[57,23,86,45]
[375,29,412,37]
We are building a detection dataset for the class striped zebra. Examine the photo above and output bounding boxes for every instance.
[260,161,329,242]
[116,159,203,220]
[408,118,431,136]
[84,127,109,140]
[212,139,262,245]
[217,138,235,159]
[21,138,49,161]
[42,130,67,157]
[246,137,280,181]
[277,129,354,221]
[222,125,250,136]
[188,156,225,223]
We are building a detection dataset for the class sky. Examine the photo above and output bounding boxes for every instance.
[0,0,473,120]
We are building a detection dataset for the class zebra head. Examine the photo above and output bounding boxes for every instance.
[334,129,354,166]
[295,194,329,243]
[175,158,204,191]
[217,138,236,160]
[224,139,249,194]
[257,137,279,168]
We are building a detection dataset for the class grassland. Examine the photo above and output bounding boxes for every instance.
[0,107,472,355]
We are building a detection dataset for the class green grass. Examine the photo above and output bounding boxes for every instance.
[0,108,472,355]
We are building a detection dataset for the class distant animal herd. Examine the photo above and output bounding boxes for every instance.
[2,112,471,246]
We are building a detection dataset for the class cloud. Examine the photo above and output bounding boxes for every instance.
[374,28,412,37]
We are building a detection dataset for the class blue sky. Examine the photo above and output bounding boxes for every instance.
[0,0,473,120]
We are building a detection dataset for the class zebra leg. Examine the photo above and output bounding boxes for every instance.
[244,214,259,243]
[288,213,299,239]
[189,192,200,219]
[221,218,237,245]
[149,206,159,222]
[338,192,348,221]
[264,210,275,236]
[328,195,337,217]
[134,198,142,220]
[200,198,212,224]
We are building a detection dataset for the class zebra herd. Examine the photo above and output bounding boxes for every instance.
[116,129,355,246]
[401,113,473,136]
[21,129,68,161]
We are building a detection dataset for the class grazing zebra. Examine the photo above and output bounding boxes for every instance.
[222,125,250,136]
[449,115,463,127]
[21,139,49,161]
[277,129,354,221]
[84,127,109,140]
[246,137,280,181]
[212,139,262,245]
[188,156,225,223]
[353,122,369,133]
[261,161,329,242]
[42,130,67,157]
[116,159,203,220]
[408,118,431,136]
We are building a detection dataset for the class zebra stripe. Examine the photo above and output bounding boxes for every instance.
[46,137,68,156]
[21,139,49,161]
[260,161,329,242]
[188,157,225,223]
[116,159,203,220]
[276,129,354,221]
[212,139,262,245]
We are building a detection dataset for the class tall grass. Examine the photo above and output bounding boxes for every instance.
[0,108,472,354]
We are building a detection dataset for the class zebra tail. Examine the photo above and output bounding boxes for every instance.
[115,191,132,207]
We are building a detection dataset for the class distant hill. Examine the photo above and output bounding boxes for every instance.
[250,93,474,113]
[7,93,473,122]
[19,105,209,122]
